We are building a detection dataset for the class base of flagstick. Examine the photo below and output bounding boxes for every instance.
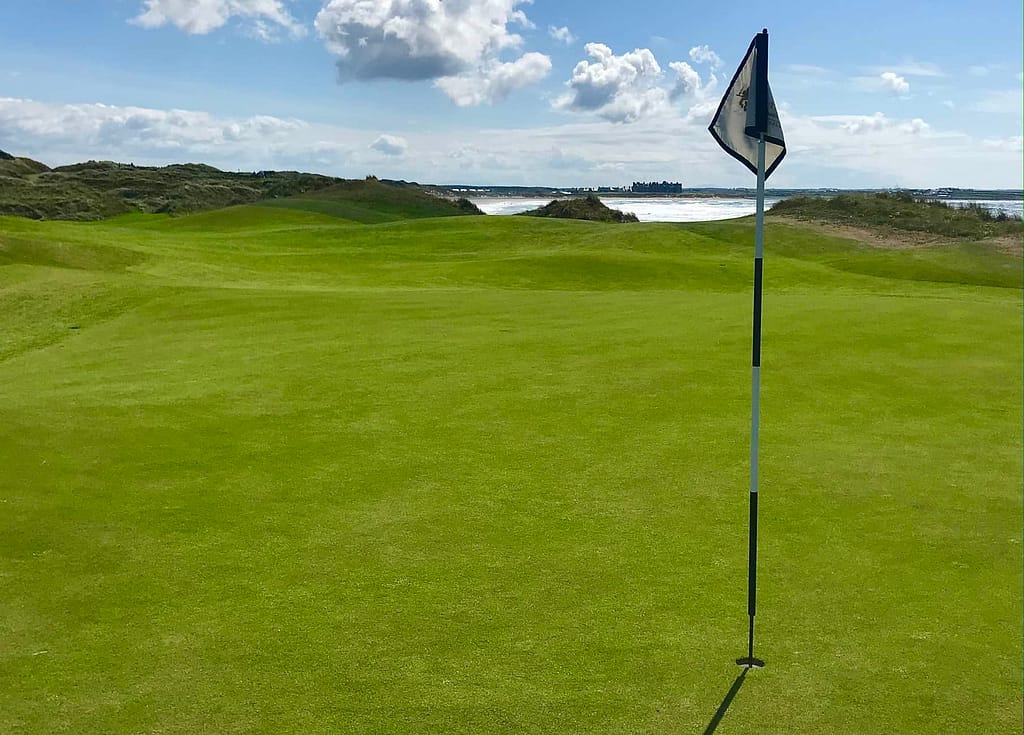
[735,657,765,669]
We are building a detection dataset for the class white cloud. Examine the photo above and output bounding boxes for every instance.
[899,118,930,134]
[968,65,990,77]
[435,53,552,106]
[781,64,830,76]
[837,112,889,134]
[1,96,1021,189]
[879,72,910,95]
[370,134,407,156]
[133,0,305,39]
[688,45,722,69]
[981,136,1023,153]
[942,100,955,109]
[548,25,575,45]
[553,43,720,125]
[554,43,668,123]
[668,61,702,99]
[314,0,544,95]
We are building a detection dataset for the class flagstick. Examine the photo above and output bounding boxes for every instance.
[737,133,767,669]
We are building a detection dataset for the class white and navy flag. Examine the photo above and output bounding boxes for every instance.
[709,30,786,178]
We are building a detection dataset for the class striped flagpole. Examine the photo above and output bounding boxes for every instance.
[737,132,767,669]
[708,26,785,669]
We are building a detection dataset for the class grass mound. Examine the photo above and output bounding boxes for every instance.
[0,157,344,220]
[520,194,639,223]
[770,192,1021,239]
[0,158,485,223]
[263,176,484,223]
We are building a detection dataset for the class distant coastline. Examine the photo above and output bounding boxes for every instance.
[433,185,1024,202]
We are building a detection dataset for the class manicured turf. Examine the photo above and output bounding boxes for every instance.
[0,208,1020,733]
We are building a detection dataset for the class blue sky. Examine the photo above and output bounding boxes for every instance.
[0,0,1020,187]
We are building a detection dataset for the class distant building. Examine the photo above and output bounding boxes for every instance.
[631,181,683,194]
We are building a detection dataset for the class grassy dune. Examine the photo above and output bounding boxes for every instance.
[0,206,1020,734]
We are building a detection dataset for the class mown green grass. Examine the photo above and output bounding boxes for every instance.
[0,208,1020,734]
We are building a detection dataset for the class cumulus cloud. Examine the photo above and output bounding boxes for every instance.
[879,71,910,95]
[838,112,889,134]
[899,117,930,134]
[133,0,305,39]
[314,0,547,100]
[668,61,702,99]
[548,25,575,45]
[436,53,551,106]
[554,43,669,123]
[370,134,407,156]
[688,44,722,69]
[554,43,720,124]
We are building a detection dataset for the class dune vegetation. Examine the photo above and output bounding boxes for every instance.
[770,191,1021,239]
[0,191,1020,733]
[0,154,481,221]
[520,194,640,222]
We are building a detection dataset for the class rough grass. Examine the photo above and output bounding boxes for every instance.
[0,158,480,222]
[0,210,1020,734]
[770,191,1022,239]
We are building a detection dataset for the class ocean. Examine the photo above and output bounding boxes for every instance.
[470,196,1023,223]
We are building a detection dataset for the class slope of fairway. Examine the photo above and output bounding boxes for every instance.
[0,211,1020,734]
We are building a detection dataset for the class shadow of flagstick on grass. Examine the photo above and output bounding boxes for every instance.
[702,669,749,735]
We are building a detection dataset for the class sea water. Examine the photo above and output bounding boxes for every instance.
[470,196,1021,223]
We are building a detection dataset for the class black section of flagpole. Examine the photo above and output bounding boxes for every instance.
[752,258,763,367]
[747,491,759,657]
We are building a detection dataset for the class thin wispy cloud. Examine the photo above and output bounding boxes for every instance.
[781,64,831,75]
[970,89,1024,115]
[867,61,943,77]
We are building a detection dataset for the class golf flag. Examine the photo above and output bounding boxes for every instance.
[708,30,786,178]
[708,29,787,670]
